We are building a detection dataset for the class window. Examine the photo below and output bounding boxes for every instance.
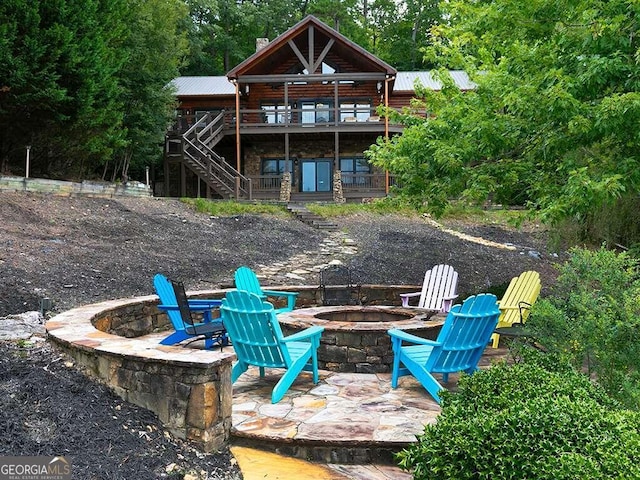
[289,61,350,85]
[300,100,333,124]
[261,158,293,176]
[340,157,370,185]
[340,102,371,122]
[261,102,291,124]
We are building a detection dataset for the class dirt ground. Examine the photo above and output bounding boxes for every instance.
[0,192,563,479]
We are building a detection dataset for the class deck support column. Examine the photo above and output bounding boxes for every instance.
[163,140,170,197]
[385,77,392,195]
[180,161,186,197]
[285,133,290,165]
[234,80,241,199]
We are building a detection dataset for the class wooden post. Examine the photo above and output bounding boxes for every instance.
[235,80,241,199]
[384,77,392,195]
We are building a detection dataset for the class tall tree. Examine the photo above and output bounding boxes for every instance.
[181,0,309,76]
[109,0,189,182]
[307,0,368,46]
[368,0,640,224]
[0,0,129,176]
[369,0,441,70]
[0,0,190,181]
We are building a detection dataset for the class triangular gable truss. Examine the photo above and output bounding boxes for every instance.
[227,15,396,81]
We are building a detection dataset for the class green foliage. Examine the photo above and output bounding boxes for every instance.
[110,0,189,181]
[367,0,640,237]
[367,0,441,70]
[397,362,640,479]
[549,194,640,251]
[0,0,189,182]
[527,246,640,408]
[181,0,443,76]
[182,198,288,217]
[182,0,307,75]
[306,197,420,217]
[0,0,129,175]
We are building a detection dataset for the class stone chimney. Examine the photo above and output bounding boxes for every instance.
[256,38,269,52]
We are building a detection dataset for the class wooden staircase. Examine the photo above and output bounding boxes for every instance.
[286,203,338,230]
[171,112,251,199]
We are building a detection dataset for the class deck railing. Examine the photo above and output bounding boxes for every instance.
[341,173,390,192]
[251,175,282,193]
[169,108,405,133]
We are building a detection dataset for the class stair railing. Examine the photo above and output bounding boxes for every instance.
[181,112,251,199]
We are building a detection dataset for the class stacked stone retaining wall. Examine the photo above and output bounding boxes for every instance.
[0,175,152,198]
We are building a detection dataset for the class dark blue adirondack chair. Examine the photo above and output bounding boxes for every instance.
[388,293,500,404]
[234,266,298,313]
[153,273,226,348]
[221,289,324,403]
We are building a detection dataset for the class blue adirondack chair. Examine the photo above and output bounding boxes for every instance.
[153,273,226,348]
[234,266,298,313]
[388,293,500,404]
[220,289,324,403]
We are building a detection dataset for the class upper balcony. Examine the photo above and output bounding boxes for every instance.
[169,105,404,137]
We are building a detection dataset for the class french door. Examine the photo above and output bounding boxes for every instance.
[300,159,332,192]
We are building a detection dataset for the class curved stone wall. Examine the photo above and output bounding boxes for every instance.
[45,294,236,452]
[44,283,420,451]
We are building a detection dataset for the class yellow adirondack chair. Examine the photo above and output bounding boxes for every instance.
[490,271,541,348]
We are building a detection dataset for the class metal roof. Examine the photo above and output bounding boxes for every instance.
[171,70,477,97]
[393,71,476,92]
[170,76,235,96]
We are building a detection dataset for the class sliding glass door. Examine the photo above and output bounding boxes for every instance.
[301,159,332,192]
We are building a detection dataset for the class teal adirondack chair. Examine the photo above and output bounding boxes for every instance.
[388,293,500,404]
[221,289,324,403]
[234,266,298,313]
[153,273,226,348]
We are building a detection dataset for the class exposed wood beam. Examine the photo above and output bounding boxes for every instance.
[308,26,314,70]
[288,40,311,72]
[234,80,241,199]
[237,72,387,83]
[311,39,334,73]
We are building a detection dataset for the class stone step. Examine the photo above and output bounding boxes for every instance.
[286,203,338,230]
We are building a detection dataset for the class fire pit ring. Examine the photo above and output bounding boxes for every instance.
[278,305,445,373]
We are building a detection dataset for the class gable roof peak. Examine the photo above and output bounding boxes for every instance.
[227,14,396,79]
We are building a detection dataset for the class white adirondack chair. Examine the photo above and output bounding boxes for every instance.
[400,264,459,313]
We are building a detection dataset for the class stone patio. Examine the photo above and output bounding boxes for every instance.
[45,292,509,479]
[226,344,508,466]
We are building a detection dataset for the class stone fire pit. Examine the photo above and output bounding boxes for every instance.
[278,305,445,373]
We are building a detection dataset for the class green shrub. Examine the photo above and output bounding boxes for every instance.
[526,246,640,408]
[548,194,640,253]
[397,362,640,479]
[181,198,287,216]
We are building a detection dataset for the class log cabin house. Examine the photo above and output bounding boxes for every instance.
[163,15,473,202]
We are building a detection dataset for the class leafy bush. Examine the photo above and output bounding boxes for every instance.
[526,246,640,408]
[397,362,640,479]
[182,198,287,216]
[550,194,640,253]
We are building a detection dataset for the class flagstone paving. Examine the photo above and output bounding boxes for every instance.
[254,231,358,285]
[225,344,508,479]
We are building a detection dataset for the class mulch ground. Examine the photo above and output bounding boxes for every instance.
[0,340,241,479]
[0,191,563,479]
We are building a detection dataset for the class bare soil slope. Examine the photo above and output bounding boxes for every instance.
[0,192,562,479]
[0,192,559,317]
